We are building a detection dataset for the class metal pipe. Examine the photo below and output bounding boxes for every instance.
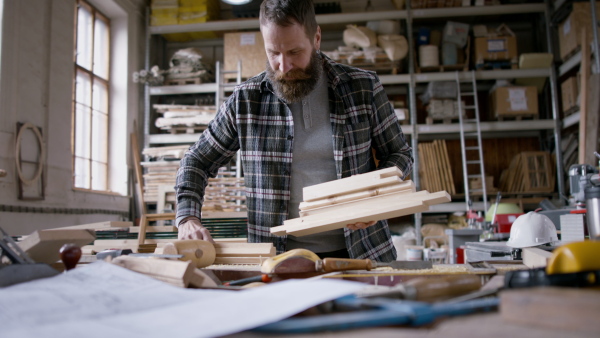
[591,0,600,73]
[544,0,566,201]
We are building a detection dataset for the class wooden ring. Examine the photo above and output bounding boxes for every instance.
[15,122,45,185]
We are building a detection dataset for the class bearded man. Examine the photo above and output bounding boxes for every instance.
[175,0,413,261]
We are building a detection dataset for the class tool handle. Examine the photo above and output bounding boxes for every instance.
[320,258,373,272]
[224,274,272,286]
[59,243,82,271]
[404,275,481,302]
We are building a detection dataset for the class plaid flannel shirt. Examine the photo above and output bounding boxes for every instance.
[175,53,413,261]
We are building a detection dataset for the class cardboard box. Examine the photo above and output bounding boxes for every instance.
[490,86,538,117]
[474,36,517,65]
[558,1,600,61]
[561,76,579,113]
[224,32,267,80]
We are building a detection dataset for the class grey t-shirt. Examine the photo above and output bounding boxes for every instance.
[285,72,346,253]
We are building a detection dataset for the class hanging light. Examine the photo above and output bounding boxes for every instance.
[221,0,253,5]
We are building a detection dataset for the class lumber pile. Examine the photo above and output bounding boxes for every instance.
[271,167,451,237]
[141,154,246,212]
[499,151,555,193]
[153,104,217,134]
[417,140,456,195]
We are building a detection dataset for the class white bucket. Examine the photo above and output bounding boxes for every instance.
[406,245,424,261]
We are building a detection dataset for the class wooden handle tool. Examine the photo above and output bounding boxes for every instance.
[155,240,216,268]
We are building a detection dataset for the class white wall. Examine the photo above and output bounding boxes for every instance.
[0,0,146,235]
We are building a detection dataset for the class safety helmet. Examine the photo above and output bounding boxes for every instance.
[506,211,559,248]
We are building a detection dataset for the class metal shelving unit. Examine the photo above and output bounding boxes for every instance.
[143,2,568,244]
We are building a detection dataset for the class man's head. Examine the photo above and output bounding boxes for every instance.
[260,0,322,103]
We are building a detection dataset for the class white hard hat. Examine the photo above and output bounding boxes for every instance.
[506,211,558,248]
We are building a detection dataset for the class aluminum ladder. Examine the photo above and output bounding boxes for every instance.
[455,71,488,214]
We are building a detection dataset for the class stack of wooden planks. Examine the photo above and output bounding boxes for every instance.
[141,152,246,212]
[499,151,555,193]
[153,104,217,134]
[417,140,456,195]
[271,167,451,237]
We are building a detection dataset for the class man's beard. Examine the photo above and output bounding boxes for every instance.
[266,50,322,103]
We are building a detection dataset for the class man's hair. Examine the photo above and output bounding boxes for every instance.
[259,0,318,39]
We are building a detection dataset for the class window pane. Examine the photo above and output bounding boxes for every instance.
[75,102,91,158]
[74,156,90,189]
[91,161,107,190]
[94,18,109,79]
[93,80,108,114]
[92,109,108,163]
[76,4,93,70]
[76,70,91,107]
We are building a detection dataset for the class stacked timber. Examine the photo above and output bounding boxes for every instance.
[153,104,217,134]
[271,167,451,237]
[499,151,555,193]
[141,146,246,212]
[417,140,456,195]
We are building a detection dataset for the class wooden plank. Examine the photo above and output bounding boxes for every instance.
[417,143,429,191]
[18,229,96,264]
[441,140,456,195]
[129,225,177,233]
[214,242,275,256]
[188,268,220,288]
[522,247,553,268]
[273,190,446,237]
[501,287,600,334]
[111,256,195,288]
[302,167,403,202]
[49,221,133,231]
[274,200,429,237]
[299,181,415,212]
[299,180,415,211]
[292,190,429,218]
[131,132,146,220]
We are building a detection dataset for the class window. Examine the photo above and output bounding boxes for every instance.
[73,0,110,191]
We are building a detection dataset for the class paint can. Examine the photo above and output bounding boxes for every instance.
[406,245,424,261]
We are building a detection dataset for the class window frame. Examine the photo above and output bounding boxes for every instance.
[72,0,111,193]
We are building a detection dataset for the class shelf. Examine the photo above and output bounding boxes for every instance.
[410,3,545,19]
[148,133,202,145]
[425,201,487,213]
[399,119,554,136]
[147,119,554,145]
[151,68,552,96]
[558,50,581,76]
[563,111,580,129]
[149,83,217,95]
[149,4,546,35]
[412,68,551,83]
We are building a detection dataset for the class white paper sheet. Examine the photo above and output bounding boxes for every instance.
[0,261,365,338]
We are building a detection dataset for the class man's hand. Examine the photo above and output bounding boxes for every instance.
[346,221,377,231]
[178,217,215,243]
